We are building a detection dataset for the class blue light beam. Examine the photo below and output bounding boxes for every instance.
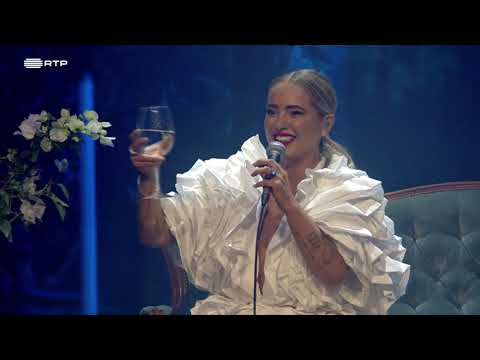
[79,73,98,315]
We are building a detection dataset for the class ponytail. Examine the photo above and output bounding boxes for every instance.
[321,136,356,169]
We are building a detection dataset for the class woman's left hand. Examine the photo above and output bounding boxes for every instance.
[251,159,297,213]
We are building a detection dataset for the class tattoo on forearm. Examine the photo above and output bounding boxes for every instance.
[306,232,323,248]
[299,231,336,266]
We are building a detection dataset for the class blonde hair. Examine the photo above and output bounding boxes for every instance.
[270,69,355,169]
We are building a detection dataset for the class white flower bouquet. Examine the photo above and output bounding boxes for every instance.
[0,109,115,241]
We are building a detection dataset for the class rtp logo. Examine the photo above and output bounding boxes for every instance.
[24,58,68,69]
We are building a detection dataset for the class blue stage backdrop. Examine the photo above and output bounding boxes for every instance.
[1,45,479,314]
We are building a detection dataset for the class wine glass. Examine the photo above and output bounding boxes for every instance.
[133,105,175,157]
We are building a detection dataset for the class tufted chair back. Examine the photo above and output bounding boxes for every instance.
[386,182,480,315]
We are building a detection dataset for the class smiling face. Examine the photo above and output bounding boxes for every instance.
[264,81,334,168]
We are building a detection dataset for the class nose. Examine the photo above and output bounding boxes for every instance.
[275,109,290,128]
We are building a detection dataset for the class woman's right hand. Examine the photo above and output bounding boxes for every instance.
[129,129,166,179]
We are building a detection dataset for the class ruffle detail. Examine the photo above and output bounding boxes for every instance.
[278,154,410,314]
[160,135,266,293]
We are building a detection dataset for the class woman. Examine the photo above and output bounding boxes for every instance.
[130,69,410,315]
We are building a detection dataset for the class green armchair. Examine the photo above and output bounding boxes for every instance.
[386,182,480,315]
[141,182,480,315]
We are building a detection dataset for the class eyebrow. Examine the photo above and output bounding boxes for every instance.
[267,104,306,111]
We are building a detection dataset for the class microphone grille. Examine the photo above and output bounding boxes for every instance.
[267,141,286,162]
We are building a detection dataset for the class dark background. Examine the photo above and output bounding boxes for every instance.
[1,45,479,314]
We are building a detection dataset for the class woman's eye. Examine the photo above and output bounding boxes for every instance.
[291,110,303,117]
[266,109,276,116]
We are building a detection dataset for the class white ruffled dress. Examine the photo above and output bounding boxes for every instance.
[160,135,410,315]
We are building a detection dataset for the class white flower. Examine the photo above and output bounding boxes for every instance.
[67,115,85,132]
[84,115,111,142]
[22,176,38,195]
[85,120,102,140]
[55,158,69,173]
[99,136,116,147]
[39,111,49,122]
[13,114,42,140]
[40,137,53,152]
[83,110,98,122]
[49,128,69,143]
[60,109,70,118]
[85,120,102,133]
[53,118,67,128]
[33,202,46,221]
[20,200,45,224]
[20,200,36,223]
[26,114,41,123]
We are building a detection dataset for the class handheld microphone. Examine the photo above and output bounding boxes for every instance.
[261,141,286,207]
[253,140,286,315]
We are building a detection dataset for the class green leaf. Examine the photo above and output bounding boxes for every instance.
[10,180,22,192]
[0,190,8,205]
[57,203,66,220]
[56,183,70,201]
[31,148,39,162]
[0,219,11,240]
[0,191,10,214]
[49,192,69,208]
[48,196,66,221]
[48,192,69,221]
[29,196,44,204]
[55,203,66,221]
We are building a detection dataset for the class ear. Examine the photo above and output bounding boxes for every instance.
[322,114,336,136]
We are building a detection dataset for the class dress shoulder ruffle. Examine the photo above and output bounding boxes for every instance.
[277,154,410,314]
[160,135,265,291]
